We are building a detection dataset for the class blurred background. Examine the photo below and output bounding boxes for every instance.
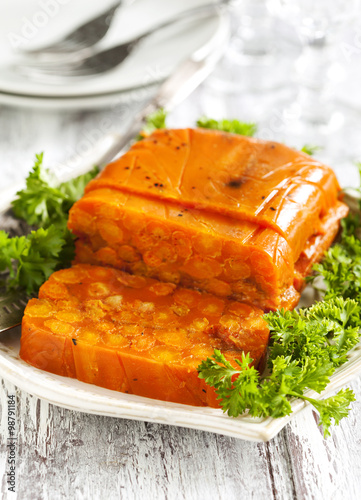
[1,0,361,188]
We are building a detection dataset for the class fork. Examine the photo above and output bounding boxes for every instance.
[0,291,33,333]
[18,1,228,79]
[21,2,123,59]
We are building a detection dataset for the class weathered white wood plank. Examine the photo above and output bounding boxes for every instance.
[0,383,278,500]
[284,378,361,500]
[1,374,361,500]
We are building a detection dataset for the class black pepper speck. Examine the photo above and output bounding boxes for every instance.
[227,179,243,188]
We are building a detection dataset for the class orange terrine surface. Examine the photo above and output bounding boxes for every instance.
[85,128,340,254]
[20,264,269,407]
[68,129,348,310]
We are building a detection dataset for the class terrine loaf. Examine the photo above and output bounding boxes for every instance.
[68,129,348,310]
[20,264,269,407]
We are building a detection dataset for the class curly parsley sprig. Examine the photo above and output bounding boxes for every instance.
[136,108,167,140]
[11,153,98,229]
[199,297,360,437]
[0,226,66,294]
[196,117,257,137]
[1,154,98,293]
[301,144,322,156]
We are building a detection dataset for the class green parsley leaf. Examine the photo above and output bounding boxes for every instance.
[301,144,322,155]
[196,117,257,137]
[12,153,99,229]
[307,388,355,437]
[136,108,167,140]
[0,226,65,293]
[2,154,98,294]
[312,229,361,302]
[267,298,361,368]
[12,153,66,227]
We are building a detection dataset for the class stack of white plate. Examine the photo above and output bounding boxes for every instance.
[0,0,229,109]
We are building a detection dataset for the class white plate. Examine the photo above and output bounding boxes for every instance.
[0,0,229,109]
[0,154,360,441]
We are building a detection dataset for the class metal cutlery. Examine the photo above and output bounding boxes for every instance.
[21,2,123,58]
[18,1,228,79]
[0,291,34,333]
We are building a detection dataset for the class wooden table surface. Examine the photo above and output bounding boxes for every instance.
[1,91,361,500]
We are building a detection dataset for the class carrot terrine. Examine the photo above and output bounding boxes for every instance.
[20,264,269,407]
[20,128,348,407]
[68,128,348,310]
